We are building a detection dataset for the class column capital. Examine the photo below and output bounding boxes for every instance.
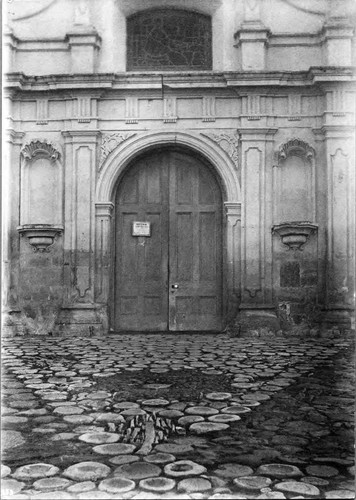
[95,202,114,218]
[5,129,25,145]
[62,130,101,144]
[239,128,278,140]
[224,202,241,218]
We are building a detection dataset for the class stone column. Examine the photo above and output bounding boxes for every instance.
[322,126,355,327]
[234,0,270,71]
[237,127,279,332]
[322,17,354,67]
[95,202,114,331]
[224,202,241,324]
[60,130,102,335]
[3,129,24,334]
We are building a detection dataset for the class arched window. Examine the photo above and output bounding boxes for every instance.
[127,9,212,71]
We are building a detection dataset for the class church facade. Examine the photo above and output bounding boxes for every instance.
[3,0,355,336]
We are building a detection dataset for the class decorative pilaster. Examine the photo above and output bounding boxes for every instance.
[67,20,101,74]
[224,202,241,322]
[95,203,114,304]
[3,130,25,312]
[322,125,355,326]
[239,128,278,320]
[322,17,354,67]
[62,130,101,304]
[234,1,270,71]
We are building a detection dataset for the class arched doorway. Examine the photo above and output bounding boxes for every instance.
[114,148,223,331]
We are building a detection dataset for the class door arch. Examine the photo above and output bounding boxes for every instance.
[114,147,223,331]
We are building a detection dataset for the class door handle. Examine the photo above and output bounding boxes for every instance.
[171,284,179,289]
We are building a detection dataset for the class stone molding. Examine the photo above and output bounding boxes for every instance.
[96,131,241,203]
[99,132,136,170]
[277,138,314,164]
[201,131,239,171]
[21,139,61,161]
[272,222,318,251]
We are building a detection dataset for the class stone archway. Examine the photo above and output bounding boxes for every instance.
[95,131,241,331]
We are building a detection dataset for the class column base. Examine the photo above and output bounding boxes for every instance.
[56,304,107,336]
[236,306,280,334]
[321,307,354,330]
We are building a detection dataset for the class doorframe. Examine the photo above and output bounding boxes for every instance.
[95,131,242,332]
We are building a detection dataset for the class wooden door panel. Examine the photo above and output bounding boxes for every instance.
[115,149,222,332]
[115,154,169,331]
[169,152,222,331]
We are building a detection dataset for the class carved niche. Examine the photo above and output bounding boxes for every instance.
[18,139,63,252]
[202,132,239,171]
[99,132,136,170]
[274,138,316,223]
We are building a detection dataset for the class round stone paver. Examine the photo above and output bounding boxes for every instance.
[301,476,330,486]
[190,422,230,434]
[13,463,60,480]
[178,477,212,492]
[233,476,272,491]
[33,477,73,490]
[139,477,176,492]
[142,398,170,406]
[305,465,340,478]
[98,477,136,493]
[256,464,303,478]
[1,465,11,478]
[143,453,176,464]
[325,490,355,498]
[214,464,254,478]
[185,406,219,416]
[114,462,162,480]
[164,460,207,478]
[208,414,241,423]
[93,443,137,455]
[2,430,26,449]
[88,391,111,400]
[63,462,111,481]
[1,479,26,495]
[53,406,84,415]
[94,413,125,423]
[78,432,121,444]
[275,480,320,497]
[178,415,204,426]
[205,392,232,401]
[64,415,94,425]
[221,406,251,415]
[67,481,96,493]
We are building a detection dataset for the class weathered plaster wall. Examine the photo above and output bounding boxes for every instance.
[3,0,355,335]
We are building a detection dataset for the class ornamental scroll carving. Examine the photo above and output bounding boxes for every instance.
[21,139,61,162]
[202,132,239,170]
[277,138,314,164]
[99,132,136,170]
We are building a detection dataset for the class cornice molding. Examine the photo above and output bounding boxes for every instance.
[4,67,355,93]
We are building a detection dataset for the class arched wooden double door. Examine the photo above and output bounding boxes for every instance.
[114,149,223,331]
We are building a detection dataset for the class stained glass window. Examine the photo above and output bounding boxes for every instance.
[127,9,212,71]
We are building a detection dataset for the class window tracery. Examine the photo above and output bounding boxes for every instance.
[127,9,212,71]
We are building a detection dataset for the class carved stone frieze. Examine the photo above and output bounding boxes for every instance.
[277,138,314,164]
[99,132,136,170]
[21,139,61,161]
[202,132,239,170]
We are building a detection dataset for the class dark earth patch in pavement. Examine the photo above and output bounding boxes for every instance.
[93,368,233,401]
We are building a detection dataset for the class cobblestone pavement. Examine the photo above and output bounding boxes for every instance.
[1,334,355,499]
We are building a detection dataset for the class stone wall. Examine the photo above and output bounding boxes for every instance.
[3,0,355,335]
